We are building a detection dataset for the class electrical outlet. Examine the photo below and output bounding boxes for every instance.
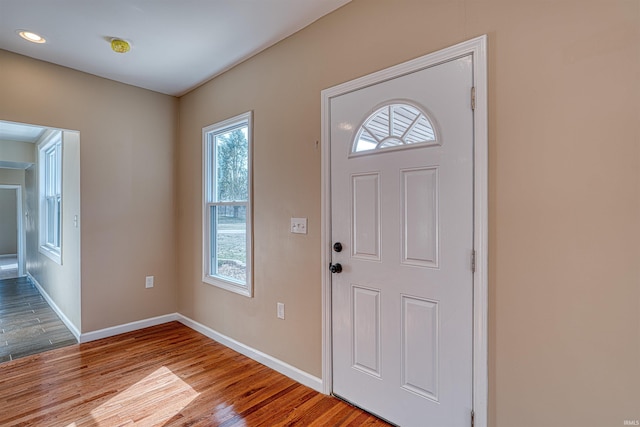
[277,302,285,319]
[145,276,154,288]
[290,218,307,234]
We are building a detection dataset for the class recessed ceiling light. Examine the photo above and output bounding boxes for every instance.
[17,30,46,44]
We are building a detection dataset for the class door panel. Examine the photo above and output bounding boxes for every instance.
[330,56,474,427]
[351,173,381,260]
[401,167,439,267]
[401,295,439,401]
[352,285,382,377]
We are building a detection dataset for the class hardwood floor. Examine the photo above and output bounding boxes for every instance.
[0,276,77,362]
[0,321,391,426]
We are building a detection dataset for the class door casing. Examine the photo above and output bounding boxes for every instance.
[320,35,488,427]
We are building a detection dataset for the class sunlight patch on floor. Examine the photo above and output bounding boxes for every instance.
[66,366,200,426]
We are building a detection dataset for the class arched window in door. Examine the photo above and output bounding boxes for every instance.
[352,102,438,154]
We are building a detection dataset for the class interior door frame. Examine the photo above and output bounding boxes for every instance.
[0,184,25,277]
[320,35,488,427]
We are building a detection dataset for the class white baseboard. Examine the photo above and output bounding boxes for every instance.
[79,313,180,343]
[0,253,17,258]
[177,314,323,393]
[35,305,323,393]
[27,273,81,341]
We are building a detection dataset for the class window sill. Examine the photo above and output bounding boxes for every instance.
[39,245,61,265]
[203,275,252,297]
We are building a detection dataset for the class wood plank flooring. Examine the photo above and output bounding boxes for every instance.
[0,276,77,362]
[0,321,391,426]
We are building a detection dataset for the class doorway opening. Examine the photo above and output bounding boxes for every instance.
[0,185,23,279]
[0,119,81,362]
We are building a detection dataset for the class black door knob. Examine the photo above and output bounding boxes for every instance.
[329,263,342,274]
[333,242,343,252]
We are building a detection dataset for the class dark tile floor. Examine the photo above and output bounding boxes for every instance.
[0,276,77,363]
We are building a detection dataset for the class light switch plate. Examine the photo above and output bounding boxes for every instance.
[290,217,307,234]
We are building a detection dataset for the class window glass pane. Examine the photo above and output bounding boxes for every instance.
[209,205,217,276]
[55,144,62,195]
[214,126,248,202]
[55,197,61,247]
[44,146,62,249]
[46,149,54,196]
[46,198,55,245]
[210,204,247,283]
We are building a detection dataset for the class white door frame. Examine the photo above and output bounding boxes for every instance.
[0,184,25,277]
[320,35,488,427]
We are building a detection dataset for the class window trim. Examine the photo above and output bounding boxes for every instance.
[202,111,253,297]
[38,130,63,265]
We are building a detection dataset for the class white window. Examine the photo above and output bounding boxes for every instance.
[39,131,62,264]
[203,112,252,296]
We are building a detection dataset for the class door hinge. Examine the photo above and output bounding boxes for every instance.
[471,250,476,273]
[471,86,476,111]
[471,410,475,427]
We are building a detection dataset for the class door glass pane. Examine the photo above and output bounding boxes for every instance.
[210,205,247,284]
[353,103,437,153]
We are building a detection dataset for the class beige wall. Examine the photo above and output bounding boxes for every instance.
[0,50,179,332]
[178,1,639,426]
[0,1,637,425]
[0,168,25,187]
[0,139,35,165]
[0,189,17,255]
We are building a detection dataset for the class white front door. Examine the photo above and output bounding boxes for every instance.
[330,55,474,426]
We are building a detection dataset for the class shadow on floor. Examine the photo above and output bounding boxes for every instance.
[0,276,77,362]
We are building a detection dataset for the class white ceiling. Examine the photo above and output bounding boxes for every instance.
[0,121,46,169]
[0,0,350,96]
